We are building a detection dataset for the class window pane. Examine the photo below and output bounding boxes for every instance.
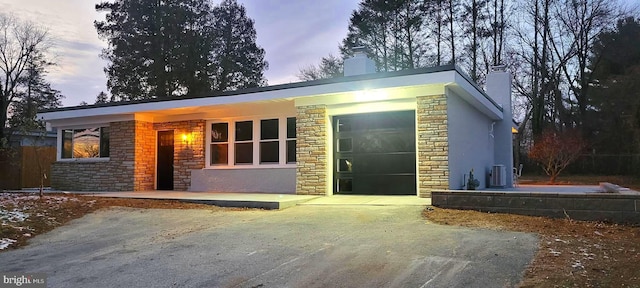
[211,123,228,142]
[235,121,252,141]
[73,128,100,158]
[260,141,279,163]
[62,130,73,159]
[260,119,278,140]
[100,127,110,157]
[235,142,253,164]
[287,117,296,139]
[287,140,296,163]
[211,144,228,165]
[338,138,352,152]
[338,178,353,192]
[337,118,351,132]
[338,159,353,172]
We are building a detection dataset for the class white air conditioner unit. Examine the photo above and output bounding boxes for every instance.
[490,165,506,187]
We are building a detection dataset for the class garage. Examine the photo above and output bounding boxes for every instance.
[333,110,416,195]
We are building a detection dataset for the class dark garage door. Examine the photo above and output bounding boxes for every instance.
[333,110,416,195]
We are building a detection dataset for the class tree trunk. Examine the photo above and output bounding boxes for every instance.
[448,0,455,64]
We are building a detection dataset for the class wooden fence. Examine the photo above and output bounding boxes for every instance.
[0,146,56,190]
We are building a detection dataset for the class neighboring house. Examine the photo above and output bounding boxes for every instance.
[7,130,57,147]
[38,51,514,197]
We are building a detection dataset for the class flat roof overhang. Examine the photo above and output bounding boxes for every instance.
[39,65,504,127]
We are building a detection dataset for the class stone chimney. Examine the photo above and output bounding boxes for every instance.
[343,46,376,76]
[486,65,514,187]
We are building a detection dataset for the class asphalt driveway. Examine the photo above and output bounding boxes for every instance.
[0,206,538,287]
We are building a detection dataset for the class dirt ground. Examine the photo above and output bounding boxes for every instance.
[2,185,640,287]
[424,207,640,287]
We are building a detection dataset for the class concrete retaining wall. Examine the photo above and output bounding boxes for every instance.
[432,191,640,224]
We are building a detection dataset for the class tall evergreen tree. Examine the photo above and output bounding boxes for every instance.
[96,0,211,99]
[210,0,267,92]
[341,0,427,72]
[8,51,62,131]
[95,0,267,100]
[587,17,640,155]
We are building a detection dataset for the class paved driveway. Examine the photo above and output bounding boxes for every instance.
[0,206,537,287]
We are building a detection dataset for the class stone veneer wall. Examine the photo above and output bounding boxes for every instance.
[417,95,449,197]
[153,120,205,191]
[432,191,640,224]
[296,105,327,195]
[52,120,153,191]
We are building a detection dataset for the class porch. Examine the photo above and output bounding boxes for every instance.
[87,191,431,210]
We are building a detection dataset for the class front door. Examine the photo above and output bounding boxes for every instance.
[157,130,174,190]
[333,111,416,195]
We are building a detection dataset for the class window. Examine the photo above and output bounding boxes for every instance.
[207,117,296,167]
[286,117,296,163]
[235,121,253,164]
[61,127,109,159]
[260,119,279,163]
[210,123,228,165]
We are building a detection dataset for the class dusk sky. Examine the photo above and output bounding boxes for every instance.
[0,0,360,107]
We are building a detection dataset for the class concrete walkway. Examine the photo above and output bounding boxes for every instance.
[87,191,431,209]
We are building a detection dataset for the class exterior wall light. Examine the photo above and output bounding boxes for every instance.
[181,133,192,145]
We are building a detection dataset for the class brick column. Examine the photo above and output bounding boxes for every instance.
[296,105,327,195]
[134,121,155,190]
[417,95,449,197]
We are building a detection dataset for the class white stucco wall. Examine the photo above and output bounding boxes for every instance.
[486,69,514,187]
[447,89,495,189]
[190,168,296,193]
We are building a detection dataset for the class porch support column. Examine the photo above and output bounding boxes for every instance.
[417,95,449,197]
[296,105,328,195]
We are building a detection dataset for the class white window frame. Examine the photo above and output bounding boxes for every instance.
[259,118,280,164]
[285,117,296,164]
[56,124,110,162]
[205,116,295,169]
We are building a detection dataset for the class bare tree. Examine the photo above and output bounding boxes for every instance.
[297,54,343,81]
[550,0,618,133]
[0,13,51,145]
